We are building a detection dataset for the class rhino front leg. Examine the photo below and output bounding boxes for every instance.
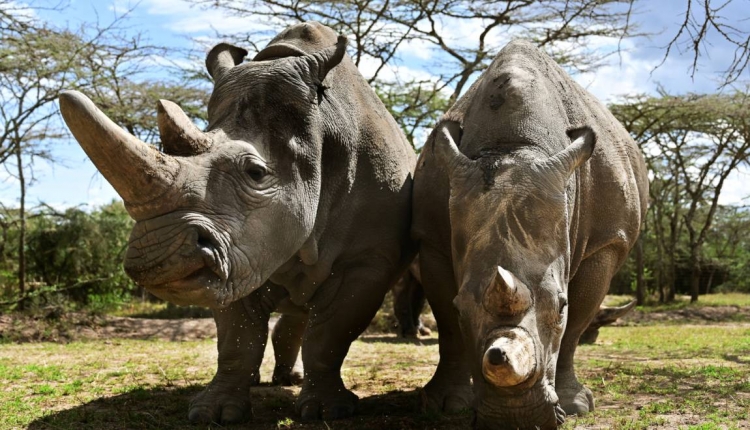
[189,283,287,424]
[419,245,472,413]
[556,246,622,416]
[271,312,307,386]
[296,264,392,421]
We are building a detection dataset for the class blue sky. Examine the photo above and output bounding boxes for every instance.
[1,0,749,209]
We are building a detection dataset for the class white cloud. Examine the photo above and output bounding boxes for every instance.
[140,0,276,36]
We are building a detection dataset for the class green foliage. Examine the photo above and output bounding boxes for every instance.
[0,201,137,310]
[610,91,750,300]
[375,80,450,151]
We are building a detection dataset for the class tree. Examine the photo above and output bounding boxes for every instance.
[611,91,750,302]
[186,0,640,143]
[660,0,750,86]
[0,4,210,303]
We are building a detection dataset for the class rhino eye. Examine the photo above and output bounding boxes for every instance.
[246,165,267,182]
[558,293,568,320]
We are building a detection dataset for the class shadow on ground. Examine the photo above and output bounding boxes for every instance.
[27,384,471,430]
[358,335,439,346]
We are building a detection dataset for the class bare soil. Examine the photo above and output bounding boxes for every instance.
[618,304,750,325]
[2,304,747,343]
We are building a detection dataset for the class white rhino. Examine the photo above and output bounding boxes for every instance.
[412,40,648,429]
[59,22,416,424]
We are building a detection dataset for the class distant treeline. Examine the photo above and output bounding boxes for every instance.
[0,202,137,309]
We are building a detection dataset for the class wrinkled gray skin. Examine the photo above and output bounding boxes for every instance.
[59,21,415,424]
[412,40,648,429]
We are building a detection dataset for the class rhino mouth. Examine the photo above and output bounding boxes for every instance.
[474,380,564,430]
[125,219,230,293]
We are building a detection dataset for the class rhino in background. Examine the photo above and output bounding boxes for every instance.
[412,40,648,429]
[59,21,416,424]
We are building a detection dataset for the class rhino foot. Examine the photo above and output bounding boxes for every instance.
[420,381,473,413]
[418,325,432,337]
[272,364,304,386]
[188,380,252,424]
[557,383,594,416]
[296,378,358,420]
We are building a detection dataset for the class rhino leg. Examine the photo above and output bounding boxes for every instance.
[271,312,307,386]
[189,283,287,424]
[556,247,622,416]
[419,245,472,413]
[393,270,427,338]
[296,264,392,421]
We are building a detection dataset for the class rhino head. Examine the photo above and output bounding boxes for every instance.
[59,27,347,308]
[432,121,594,429]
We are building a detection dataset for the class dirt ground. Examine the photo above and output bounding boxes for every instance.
[1,304,747,343]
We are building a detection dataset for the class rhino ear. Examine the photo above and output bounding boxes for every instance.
[432,120,474,176]
[206,43,248,82]
[296,34,347,84]
[545,126,596,178]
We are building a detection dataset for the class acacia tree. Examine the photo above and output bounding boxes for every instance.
[0,5,209,303]
[612,92,750,302]
[660,0,750,86]
[186,0,640,143]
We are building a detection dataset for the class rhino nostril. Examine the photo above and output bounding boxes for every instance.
[487,347,507,366]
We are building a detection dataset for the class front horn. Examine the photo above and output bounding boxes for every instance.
[59,90,180,219]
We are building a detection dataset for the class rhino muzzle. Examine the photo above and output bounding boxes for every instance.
[123,214,232,308]
[475,380,564,430]
[482,327,537,387]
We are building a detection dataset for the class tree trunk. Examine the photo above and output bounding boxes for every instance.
[705,268,716,295]
[15,142,26,310]
[635,237,645,305]
[689,249,701,303]
[667,263,676,303]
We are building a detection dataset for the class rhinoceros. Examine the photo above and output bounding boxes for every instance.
[412,40,648,429]
[59,21,416,423]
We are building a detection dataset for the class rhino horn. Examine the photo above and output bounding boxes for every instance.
[484,266,532,316]
[157,99,211,156]
[59,90,180,218]
[432,120,475,176]
[205,43,248,82]
[541,126,596,179]
[592,299,636,327]
[297,34,347,83]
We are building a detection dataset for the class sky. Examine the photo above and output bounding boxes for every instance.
[1,0,749,209]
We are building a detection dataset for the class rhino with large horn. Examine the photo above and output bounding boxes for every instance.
[412,40,648,429]
[60,21,416,424]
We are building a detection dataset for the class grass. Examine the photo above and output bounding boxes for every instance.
[1,294,750,429]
